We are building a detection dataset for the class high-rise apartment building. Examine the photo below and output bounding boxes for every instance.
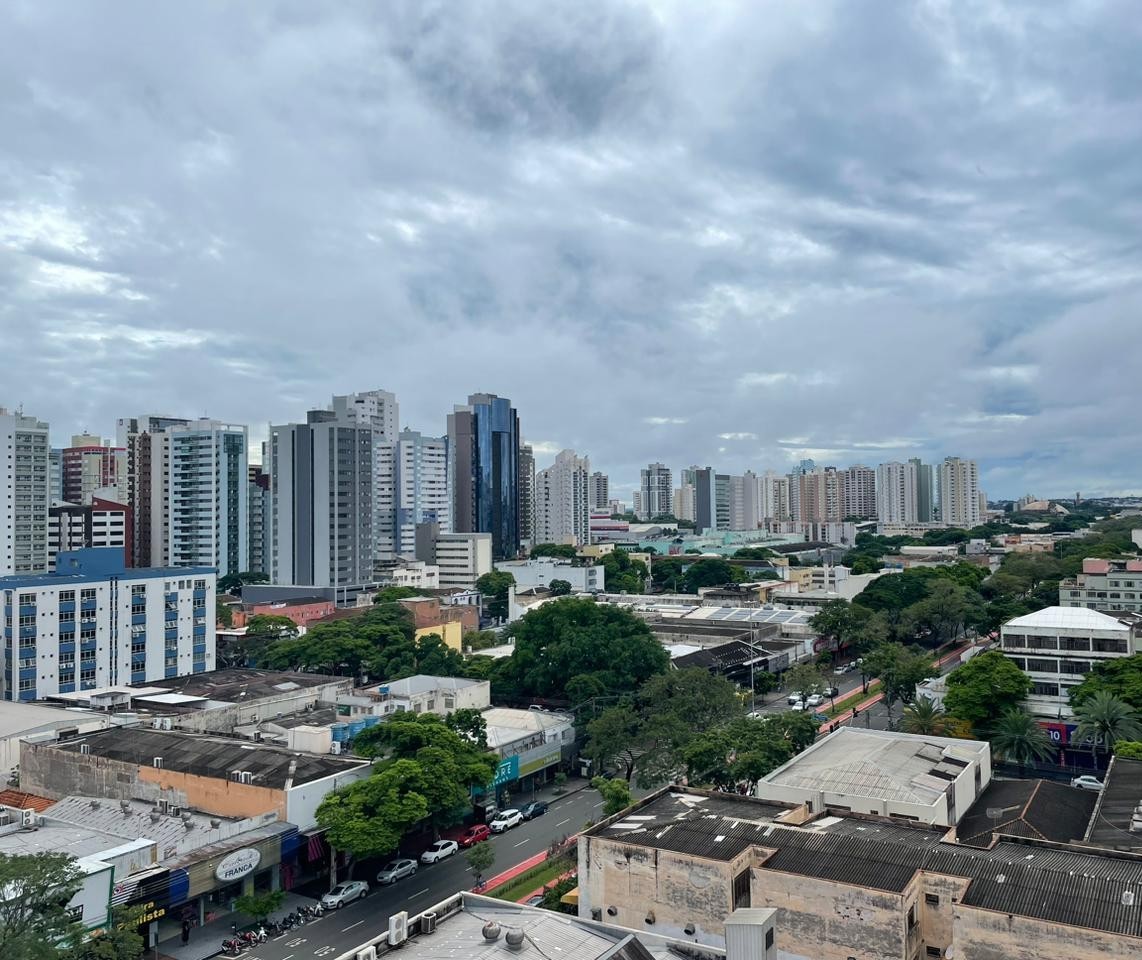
[588,472,609,511]
[49,448,62,503]
[415,523,492,591]
[938,457,981,528]
[840,465,876,519]
[395,430,451,557]
[61,435,126,506]
[330,389,399,439]
[247,464,271,576]
[269,410,378,589]
[693,468,731,532]
[759,471,790,521]
[876,461,918,523]
[448,393,522,561]
[518,443,535,547]
[910,457,936,522]
[166,420,248,577]
[534,450,590,546]
[117,415,192,569]
[673,483,696,523]
[638,463,672,520]
[1,407,50,576]
[1,548,215,700]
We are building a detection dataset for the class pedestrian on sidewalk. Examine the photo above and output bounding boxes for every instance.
[181,920,191,945]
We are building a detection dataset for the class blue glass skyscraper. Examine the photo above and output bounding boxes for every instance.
[447,393,521,560]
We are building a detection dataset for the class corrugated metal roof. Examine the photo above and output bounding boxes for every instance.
[1004,606,1131,631]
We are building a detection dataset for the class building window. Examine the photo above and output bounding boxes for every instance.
[732,869,751,909]
[18,593,35,607]
[80,626,96,640]
[59,590,75,603]
[80,588,96,601]
[925,893,939,906]
[926,948,942,958]
[907,905,916,929]
[59,609,75,624]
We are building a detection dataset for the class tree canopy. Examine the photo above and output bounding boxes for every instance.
[548,579,573,596]
[498,598,668,700]
[681,713,819,791]
[861,642,932,713]
[530,543,578,560]
[0,852,84,959]
[476,571,515,620]
[217,570,270,594]
[598,550,648,593]
[1069,654,1142,711]
[942,650,1031,731]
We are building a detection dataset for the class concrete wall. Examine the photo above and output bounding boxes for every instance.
[954,903,1142,960]
[752,864,910,960]
[21,742,288,821]
[285,765,371,831]
[578,834,739,947]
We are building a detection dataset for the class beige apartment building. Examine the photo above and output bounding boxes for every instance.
[1061,556,1142,613]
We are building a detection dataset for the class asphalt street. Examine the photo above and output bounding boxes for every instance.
[243,788,605,960]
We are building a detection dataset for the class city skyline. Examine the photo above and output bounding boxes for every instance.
[4,5,1141,499]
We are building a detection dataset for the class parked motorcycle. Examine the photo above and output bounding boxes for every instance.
[220,937,242,955]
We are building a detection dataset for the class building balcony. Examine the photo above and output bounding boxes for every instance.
[19,604,36,617]
[131,612,147,625]
[80,639,97,653]
[18,646,36,661]
[19,667,37,681]
[193,642,208,656]
[166,628,179,641]
[58,682,76,694]
[131,671,147,685]
[59,642,75,656]
[80,599,97,612]
[193,589,207,599]
[59,601,76,613]
[19,626,36,640]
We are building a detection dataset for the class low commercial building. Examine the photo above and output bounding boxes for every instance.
[0,698,111,783]
[356,674,491,718]
[233,595,336,629]
[398,595,479,651]
[1060,557,1142,614]
[483,707,575,804]
[1000,606,1142,718]
[20,726,371,829]
[756,727,992,826]
[0,547,215,701]
[47,668,353,734]
[579,785,1142,957]
[954,777,1097,847]
[1083,755,1142,854]
[494,558,605,593]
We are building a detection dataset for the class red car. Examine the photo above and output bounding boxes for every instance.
[459,824,490,847]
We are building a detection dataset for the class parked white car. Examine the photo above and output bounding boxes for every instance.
[805,693,824,707]
[321,880,369,909]
[420,840,459,863]
[1070,775,1104,793]
[790,701,806,712]
[786,691,804,706]
[490,809,523,833]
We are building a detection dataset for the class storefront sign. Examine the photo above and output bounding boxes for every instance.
[116,902,166,928]
[215,848,261,882]
[492,755,519,786]
[519,746,561,778]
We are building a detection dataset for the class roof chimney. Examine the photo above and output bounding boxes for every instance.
[725,908,777,960]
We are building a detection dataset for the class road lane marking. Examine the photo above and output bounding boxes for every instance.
[514,838,530,847]
[556,818,570,826]
[282,955,294,959]
[593,801,604,807]
[409,887,430,900]
[342,920,365,932]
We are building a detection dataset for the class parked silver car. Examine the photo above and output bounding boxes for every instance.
[376,858,418,885]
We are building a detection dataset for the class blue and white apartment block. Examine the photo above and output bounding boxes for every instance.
[1,547,216,701]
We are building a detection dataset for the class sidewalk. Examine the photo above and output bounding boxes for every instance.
[156,891,321,960]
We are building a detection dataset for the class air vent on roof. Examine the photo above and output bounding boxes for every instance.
[79,744,90,755]
[153,757,163,769]
[210,818,221,829]
[239,771,253,784]
[1122,890,1135,907]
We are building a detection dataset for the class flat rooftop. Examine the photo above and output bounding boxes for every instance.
[0,699,103,739]
[761,727,989,806]
[50,728,367,786]
[145,668,348,702]
[374,675,485,697]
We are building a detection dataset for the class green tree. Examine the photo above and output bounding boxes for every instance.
[683,558,740,591]
[477,571,516,621]
[464,839,496,886]
[599,550,648,593]
[1069,654,1142,711]
[373,586,420,604]
[1072,691,1142,763]
[463,629,502,652]
[216,596,234,628]
[584,706,642,782]
[349,714,499,836]
[236,614,300,666]
[67,907,147,960]
[783,662,827,701]
[989,707,1055,772]
[900,696,946,736]
[0,852,83,959]
[862,643,933,719]
[500,599,668,700]
[850,555,883,575]
[591,776,633,816]
[902,579,979,646]
[217,571,270,594]
[943,650,1031,731]
[1113,740,1142,760]
[682,713,818,790]
[445,707,489,748]
[234,890,285,923]
[809,600,869,657]
[530,543,578,560]
[315,760,431,861]
[548,579,573,596]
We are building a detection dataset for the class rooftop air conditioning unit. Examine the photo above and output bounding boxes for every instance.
[330,742,342,755]
[21,809,36,827]
[421,911,437,934]
[153,757,163,769]
[239,771,253,784]
[356,950,377,960]
[388,911,408,946]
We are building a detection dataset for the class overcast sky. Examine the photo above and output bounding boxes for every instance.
[3,2,1141,500]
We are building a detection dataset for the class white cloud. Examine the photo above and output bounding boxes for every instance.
[643,417,688,426]
[718,432,757,440]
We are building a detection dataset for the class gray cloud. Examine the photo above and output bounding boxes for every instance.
[1,1,1140,498]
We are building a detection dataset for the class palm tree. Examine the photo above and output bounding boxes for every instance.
[989,707,1055,774]
[901,696,946,736]
[1073,691,1142,766]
